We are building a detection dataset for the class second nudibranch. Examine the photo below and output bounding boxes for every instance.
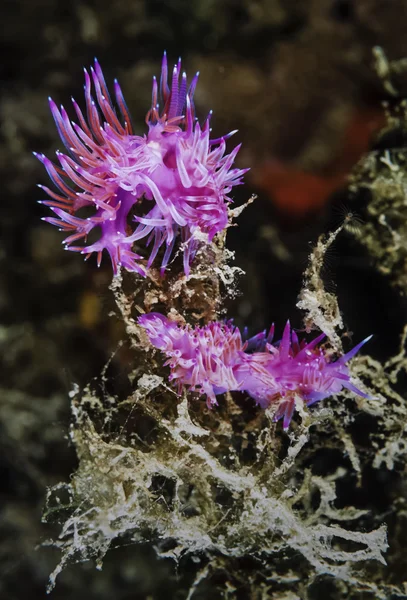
[138,313,371,430]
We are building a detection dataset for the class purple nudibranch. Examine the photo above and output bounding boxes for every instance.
[35,53,247,276]
[139,313,371,429]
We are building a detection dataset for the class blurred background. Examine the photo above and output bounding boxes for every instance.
[1,0,407,598]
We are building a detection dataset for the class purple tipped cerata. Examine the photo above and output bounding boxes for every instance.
[138,312,244,407]
[35,53,247,276]
[139,313,371,429]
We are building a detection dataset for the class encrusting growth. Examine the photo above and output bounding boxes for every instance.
[139,313,371,429]
[34,51,391,597]
[35,54,247,276]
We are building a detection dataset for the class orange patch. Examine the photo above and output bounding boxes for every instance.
[252,107,384,217]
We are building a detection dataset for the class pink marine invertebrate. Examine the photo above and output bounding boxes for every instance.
[139,313,371,429]
[138,312,245,407]
[35,54,247,276]
[241,321,371,429]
